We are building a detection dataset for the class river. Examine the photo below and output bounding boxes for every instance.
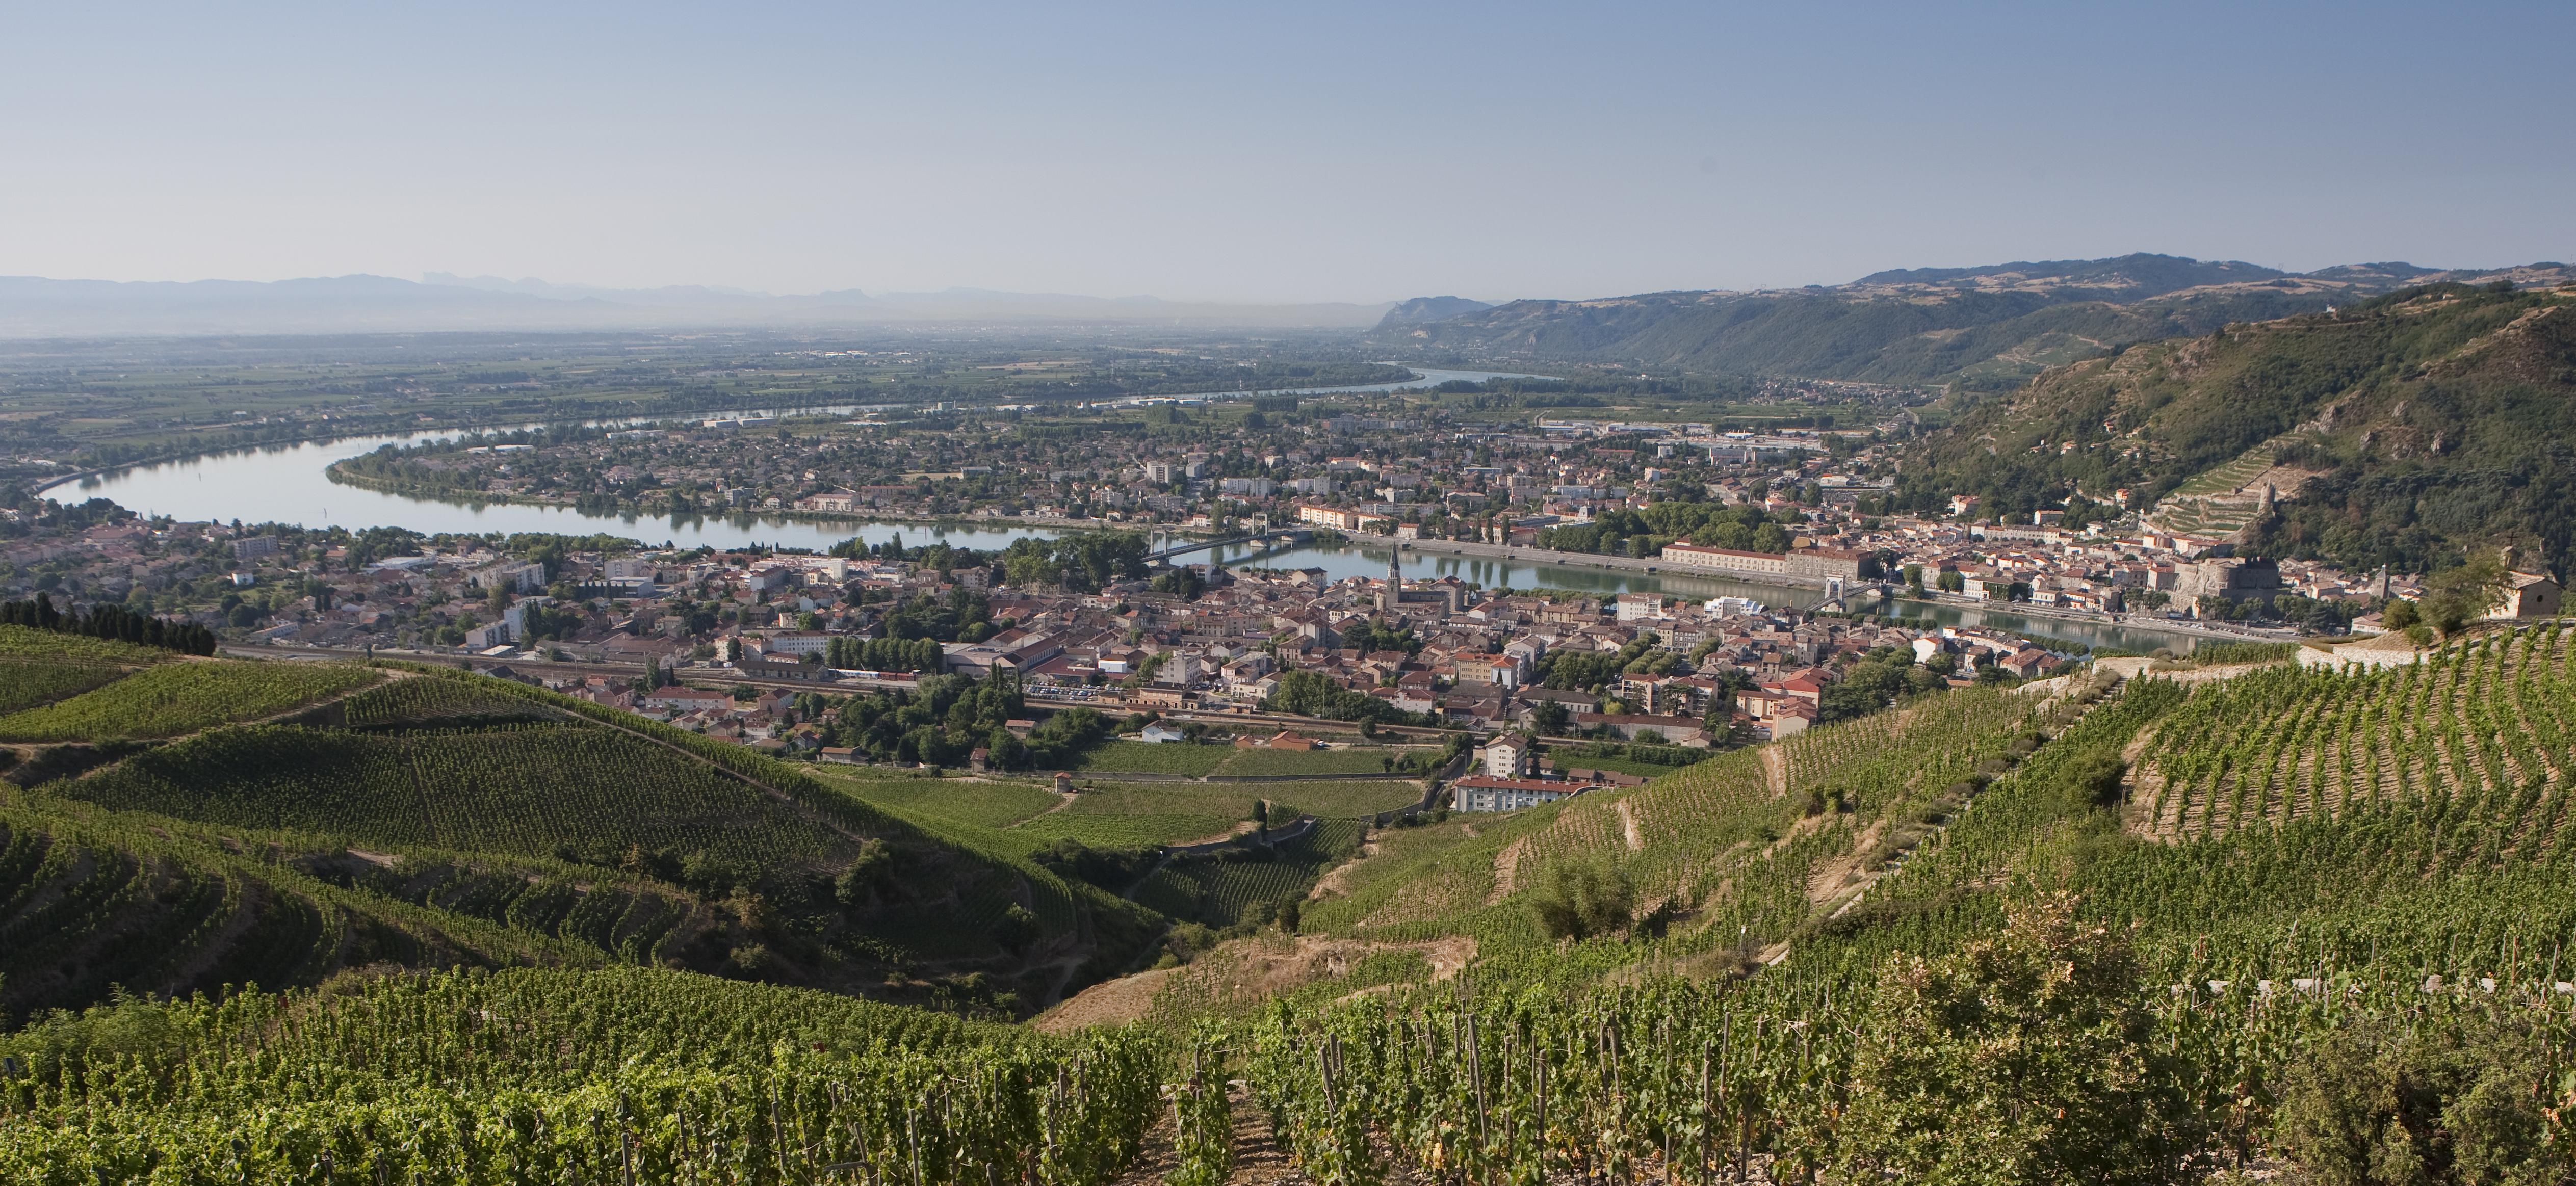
[45,363,2204,652]
[44,367,1542,552]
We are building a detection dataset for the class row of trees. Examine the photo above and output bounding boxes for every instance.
[817,671,1113,770]
[0,594,216,655]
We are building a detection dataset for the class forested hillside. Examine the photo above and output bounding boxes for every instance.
[1367,254,2572,390]
[1898,281,2576,576]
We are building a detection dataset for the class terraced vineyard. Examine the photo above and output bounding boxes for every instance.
[1302,683,2043,944]
[0,660,380,742]
[2133,624,2572,841]
[1225,647,2576,1186]
[0,800,597,1018]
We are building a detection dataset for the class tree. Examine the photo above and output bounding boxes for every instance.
[1837,895,2205,1185]
[2419,552,2508,638]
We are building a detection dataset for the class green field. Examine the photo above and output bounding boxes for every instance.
[0,660,380,742]
[991,781,1255,849]
[1542,753,1703,779]
[1267,780,1426,820]
[823,772,1064,831]
[1065,739,1231,775]
[1212,745,1412,777]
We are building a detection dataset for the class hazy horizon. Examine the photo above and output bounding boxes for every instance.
[7,2,2572,304]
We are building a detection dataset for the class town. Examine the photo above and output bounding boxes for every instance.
[8,381,2563,811]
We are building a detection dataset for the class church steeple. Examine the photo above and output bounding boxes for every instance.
[1378,548,1402,612]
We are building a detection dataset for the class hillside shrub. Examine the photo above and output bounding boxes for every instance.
[1529,856,1634,941]
[1838,894,2206,1185]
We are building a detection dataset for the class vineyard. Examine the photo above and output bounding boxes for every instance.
[63,722,861,867]
[1266,781,1425,822]
[2135,623,2572,841]
[0,967,1164,1186]
[0,660,379,742]
[0,624,176,665]
[0,657,1170,1024]
[1206,650,2576,1184]
[335,675,570,729]
[15,624,2576,1182]
[1295,682,2044,946]
[1214,746,1411,777]
[1063,741,1420,779]
[1068,740,1234,776]
[1004,782,1265,850]
[825,771,1068,831]
[0,659,131,716]
[1131,821,1367,928]
[0,798,597,1019]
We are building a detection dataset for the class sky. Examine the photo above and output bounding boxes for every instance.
[4,1,2571,304]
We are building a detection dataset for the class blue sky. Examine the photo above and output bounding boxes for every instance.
[4,2,2569,302]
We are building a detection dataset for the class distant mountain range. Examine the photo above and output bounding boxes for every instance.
[1369,254,2576,389]
[0,274,1398,337]
[1377,295,1495,326]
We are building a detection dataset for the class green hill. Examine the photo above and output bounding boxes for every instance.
[0,649,1165,1022]
[1366,255,2574,390]
[1901,281,2576,575]
[16,627,2576,1181]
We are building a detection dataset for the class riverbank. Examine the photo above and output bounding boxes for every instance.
[1390,535,1838,591]
[1878,593,2299,646]
[321,460,1161,540]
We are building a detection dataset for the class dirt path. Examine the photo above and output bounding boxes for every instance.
[1107,1082,1312,1186]
[1044,935,1478,1036]
[1487,836,1529,904]
[1033,967,1178,1035]
[2118,718,2169,837]
[1617,798,1643,851]
[1307,835,1379,899]
[1761,746,1787,799]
